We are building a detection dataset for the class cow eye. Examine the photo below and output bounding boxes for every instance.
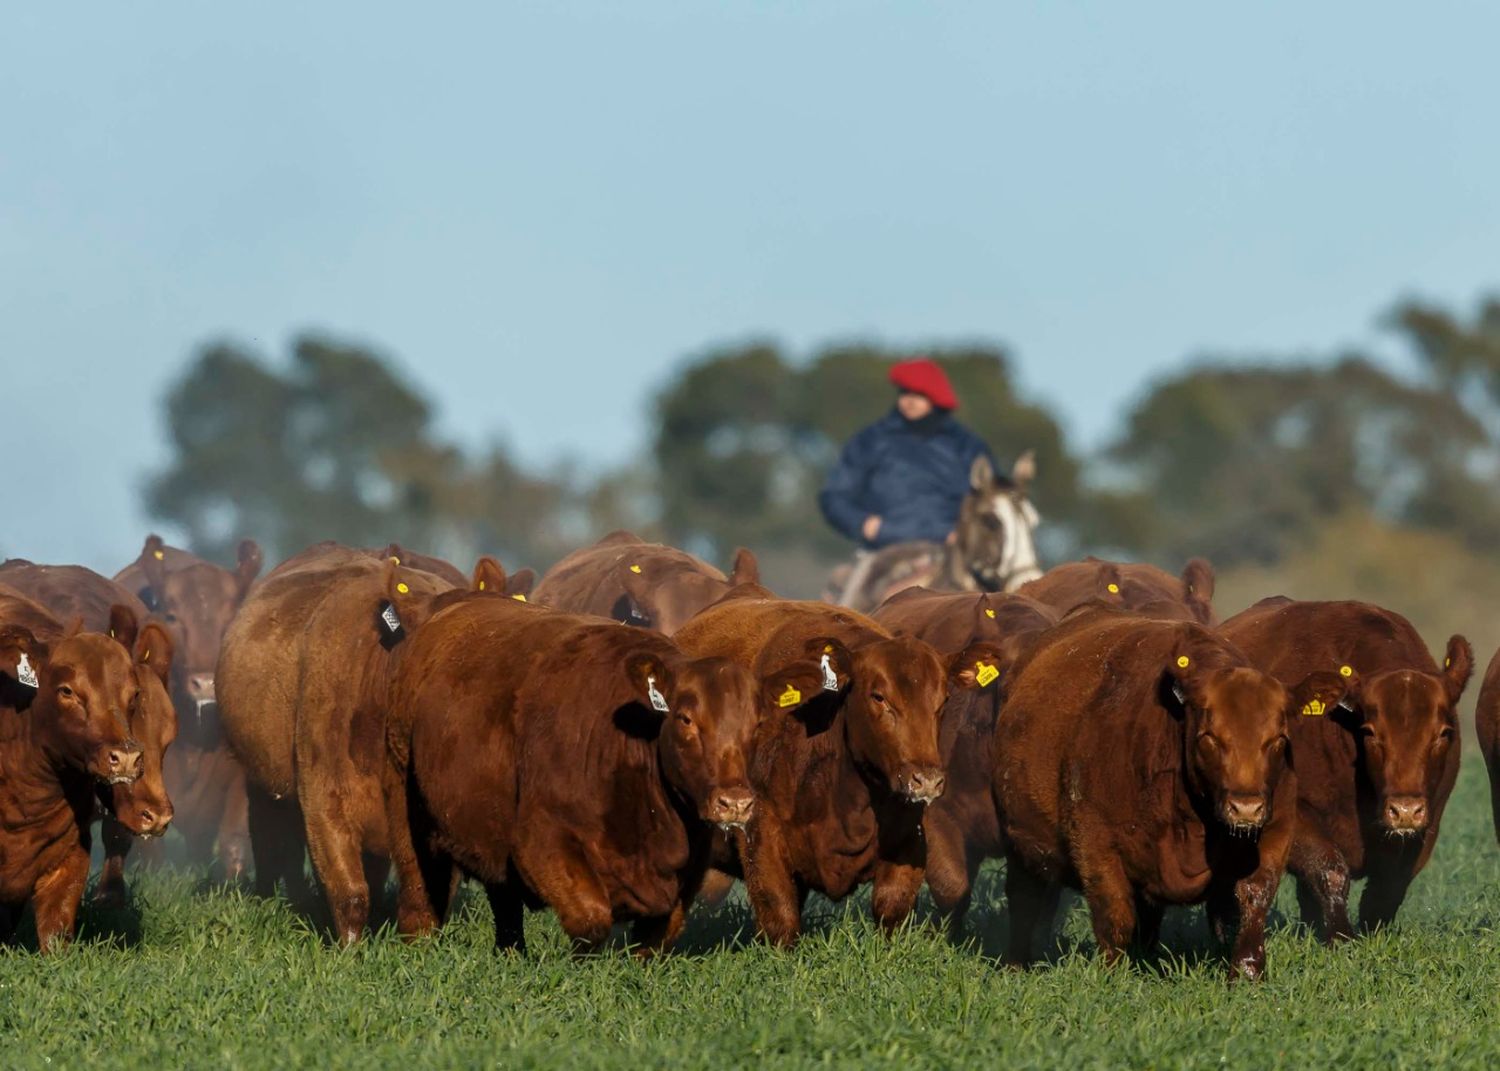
[57,684,74,699]
[675,712,693,727]
[870,691,886,705]
[1437,726,1455,743]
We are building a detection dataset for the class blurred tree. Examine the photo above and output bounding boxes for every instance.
[652,342,1083,564]
[1104,355,1494,566]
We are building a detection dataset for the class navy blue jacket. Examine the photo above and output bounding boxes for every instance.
[819,410,995,548]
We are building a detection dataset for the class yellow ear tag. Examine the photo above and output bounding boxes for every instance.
[142,648,151,663]
[629,564,642,574]
[389,556,400,565]
[1176,655,1190,669]
[1339,665,1353,678]
[478,580,485,591]
[975,662,1000,688]
[512,594,527,602]
[1445,658,1451,668]
[824,645,833,653]
[778,684,802,708]
[984,608,996,619]
[396,582,409,595]
[1107,583,1120,594]
[1301,699,1326,717]
[152,549,165,561]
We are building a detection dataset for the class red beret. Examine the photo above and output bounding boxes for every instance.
[888,358,958,410]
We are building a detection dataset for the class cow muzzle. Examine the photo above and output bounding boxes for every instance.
[1381,795,1429,836]
[1220,793,1267,835]
[709,788,755,831]
[895,765,946,804]
[101,744,144,785]
[125,799,175,839]
[186,674,217,722]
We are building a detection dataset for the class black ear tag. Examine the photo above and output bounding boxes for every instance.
[377,600,407,648]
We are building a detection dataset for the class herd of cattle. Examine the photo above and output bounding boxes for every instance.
[4,531,1500,981]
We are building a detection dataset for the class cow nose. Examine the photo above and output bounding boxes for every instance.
[187,674,216,702]
[710,789,755,829]
[1224,794,1267,829]
[108,745,144,784]
[901,767,946,804]
[139,802,174,837]
[1384,796,1428,832]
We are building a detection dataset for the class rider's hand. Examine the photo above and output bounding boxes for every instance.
[862,515,882,542]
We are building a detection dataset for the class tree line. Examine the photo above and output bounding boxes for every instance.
[148,296,1500,595]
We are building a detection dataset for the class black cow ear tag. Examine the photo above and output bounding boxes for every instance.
[377,600,406,648]
[646,675,670,713]
[16,652,38,691]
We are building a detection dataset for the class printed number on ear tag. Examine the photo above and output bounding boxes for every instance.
[778,684,802,708]
[975,662,999,688]
[16,652,38,689]
[646,675,670,713]
[1172,682,1188,706]
[379,602,403,634]
[819,653,839,691]
[1301,699,1326,717]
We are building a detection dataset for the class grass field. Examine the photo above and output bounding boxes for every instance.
[3,763,1498,1070]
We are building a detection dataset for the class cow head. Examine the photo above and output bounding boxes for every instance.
[615,548,760,635]
[1334,636,1473,837]
[1168,643,1330,835]
[630,654,759,831]
[2,618,145,785]
[107,621,179,837]
[133,535,262,740]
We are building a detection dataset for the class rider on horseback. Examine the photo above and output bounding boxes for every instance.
[819,357,995,552]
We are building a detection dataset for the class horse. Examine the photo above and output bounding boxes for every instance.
[824,451,1043,613]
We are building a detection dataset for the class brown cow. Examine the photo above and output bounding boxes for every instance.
[995,605,1347,980]
[1019,556,1217,624]
[1220,597,1473,939]
[0,563,178,903]
[383,596,760,954]
[114,534,263,882]
[871,587,1058,928]
[0,612,162,951]
[532,530,760,634]
[218,543,496,943]
[1477,647,1500,845]
[672,591,1001,946]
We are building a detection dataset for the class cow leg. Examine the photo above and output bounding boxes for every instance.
[383,759,458,938]
[1288,832,1352,942]
[1132,894,1164,955]
[1358,850,1420,934]
[217,765,252,884]
[1075,852,1135,965]
[696,869,737,910]
[871,859,925,935]
[528,851,613,954]
[631,900,688,959]
[93,817,134,907]
[922,811,973,933]
[32,848,92,954]
[741,824,802,948]
[484,882,527,953]
[363,852,392,928]
[300,790,371,946]
[1002,861,1060,967]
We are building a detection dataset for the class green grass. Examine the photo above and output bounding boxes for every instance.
[3,764,1499,1070]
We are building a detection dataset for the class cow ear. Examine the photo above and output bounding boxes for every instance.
[969,453,995,492]
[761,662,829,719]
[1009,449,1036,490]
[949,641,1006,692]
[1287,669,1353,721]
[617,563,655,626]
[235,539,264,602]
[729,547,759,586]
[1162,646,1202,714]
[504,568,536,600]
[139,534,168,602]
[1441,635,1474,706]
[471,556,507,594]
[108,604,140,652]
[0,625,46,705]
[374,558,414,648]
[800,637,850,692]
[623,652,674,723]
[135,622,174,686]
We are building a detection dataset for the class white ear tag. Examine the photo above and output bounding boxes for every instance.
[1337,696,1355,712]
[820,653,839,691]
[380,603,403,633]
[16,653,38,689]
[1171,682,1187,707]
[646,675,670,713]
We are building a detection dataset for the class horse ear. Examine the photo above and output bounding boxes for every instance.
[969,454,995,491]
[1010,450,1036,490]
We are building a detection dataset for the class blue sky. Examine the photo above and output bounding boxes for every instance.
[3,2,1497,570]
